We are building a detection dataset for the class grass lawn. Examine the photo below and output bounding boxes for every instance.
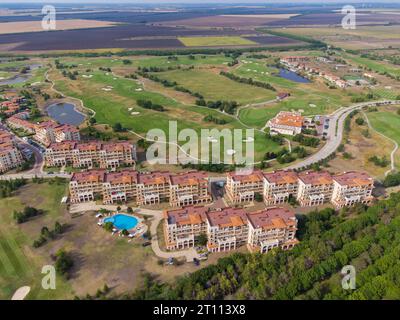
[153,68,276,104]
[234,58,351,127]
[366,108,400,169]
[52,67,281,162]
[328,116,394,179]
[178,36,257,47]
[0,181,71,300]
[342,53,400,79]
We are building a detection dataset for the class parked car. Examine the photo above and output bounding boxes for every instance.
[142,241,151,247]
[193,258,200,266]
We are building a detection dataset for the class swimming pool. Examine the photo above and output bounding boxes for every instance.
[104,214,139,230]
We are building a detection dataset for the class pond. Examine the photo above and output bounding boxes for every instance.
[278,68,310,83]
[46,102,86,126]
[0,64,42,86]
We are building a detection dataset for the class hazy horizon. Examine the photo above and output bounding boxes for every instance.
[4,0,400,4]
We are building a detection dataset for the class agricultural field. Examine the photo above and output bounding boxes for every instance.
[178,36,257,47]
[273,26,400,49]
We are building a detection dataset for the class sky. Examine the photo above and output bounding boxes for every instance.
[6,0,399,3]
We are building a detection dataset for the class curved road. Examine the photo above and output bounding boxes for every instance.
[286,99,400,170]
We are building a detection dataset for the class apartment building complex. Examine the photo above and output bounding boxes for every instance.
[225,170,264,204]
[34,121,80,146]
[263,170,299,205]
[331,171,374,208]
[45,140,136,169]
[164,206,208,250]
[136,171,171,206]
[69,169,211,206]
[69,169,105,203]
[226,170,374,208]
[247,207,298,253]
[103,170,138,204]
[0,129,24,173]
[164,205,299,253]
[267,111,304,136]
[206,207,249,252]
[6,117,80,146]
[169,171,212,207]
[297,171,334,207]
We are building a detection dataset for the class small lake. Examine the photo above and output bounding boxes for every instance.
[278,68,310,83]
[0,64,42,86]
[46,102,86,126]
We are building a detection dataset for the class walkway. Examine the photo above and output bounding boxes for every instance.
[69,202,199,262]
[362,111,398,176]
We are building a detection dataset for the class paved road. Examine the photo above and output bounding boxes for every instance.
[0,122,45,177]
[287,100,400,171]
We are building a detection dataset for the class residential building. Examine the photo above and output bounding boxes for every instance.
[164,206,208,250]
[206,207,249,252]
[225,170,264,203]
[69,169,105,203]
[102,170,138,204]
[136,171,171,205]
[331,171,374,208]
[297,171,334,207]
[35,121,80,146]
[267,111,304,136]
[6,116,36,134]
[169,171,211,207]
[164,204,300,254]
[45,141,136,169]
[247,207,298,253]
[0,129,24,173]
[263,170,299,205]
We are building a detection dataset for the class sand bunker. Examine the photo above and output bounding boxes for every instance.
[11,286,30,300]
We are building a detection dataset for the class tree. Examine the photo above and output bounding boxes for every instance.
[54,221,63,234]
[112,122,124,132]
[355,117,365,126]
[103,222,114,232]
[254,193,263,202]
[55,249,74,276]
[196,233,208,246]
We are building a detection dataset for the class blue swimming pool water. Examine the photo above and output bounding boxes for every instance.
[104,214,138,230]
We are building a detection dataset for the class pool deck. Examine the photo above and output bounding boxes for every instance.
[71,202,199,262]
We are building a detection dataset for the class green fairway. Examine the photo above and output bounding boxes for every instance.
[367,109,400,169]
[343,53,400,79]
[152,68,277,104]
[178,36,257,47]
[0,182,71,300]
[53,68,281,162]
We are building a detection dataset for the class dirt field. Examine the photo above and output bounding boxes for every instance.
[0,19,120,35]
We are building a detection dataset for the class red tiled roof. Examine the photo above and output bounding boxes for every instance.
[247,207,296,230]
[206,207,247,228]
